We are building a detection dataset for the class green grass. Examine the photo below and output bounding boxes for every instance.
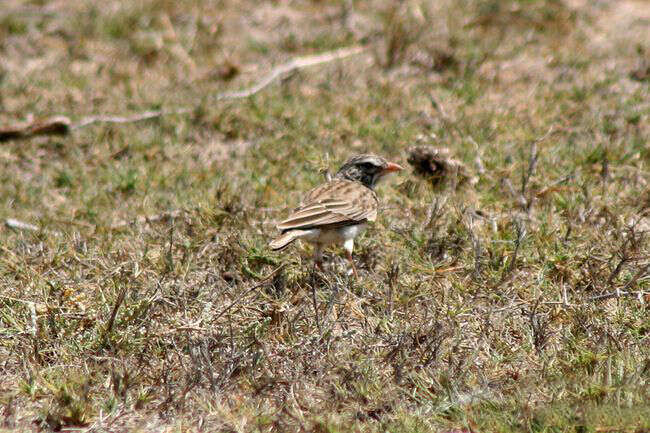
[0,0,649,431]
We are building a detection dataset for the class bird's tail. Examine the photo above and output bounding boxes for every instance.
[269,230,308,250]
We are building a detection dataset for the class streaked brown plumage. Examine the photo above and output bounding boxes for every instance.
[269,154,402,277]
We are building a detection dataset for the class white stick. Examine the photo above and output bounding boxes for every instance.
[217,45,366,99]
[5,218,40,232]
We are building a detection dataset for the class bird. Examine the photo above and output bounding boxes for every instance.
[269,154,403,277]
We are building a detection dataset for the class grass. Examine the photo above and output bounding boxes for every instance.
[0,0,649,431]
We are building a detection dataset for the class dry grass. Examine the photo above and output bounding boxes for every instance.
[1,0,649,431]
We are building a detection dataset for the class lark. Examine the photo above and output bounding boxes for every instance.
[269,154,402,277]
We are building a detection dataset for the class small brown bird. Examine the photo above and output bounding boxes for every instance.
[269,154,403,277]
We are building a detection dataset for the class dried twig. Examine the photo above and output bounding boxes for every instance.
[217,45,366,100]
[4,218,61,236]
[72,109,190,130]
[5,218,40,232]
[588,264,650,302]
[103,284,128,341]
[587,289,649,303]
[0,116,70,142]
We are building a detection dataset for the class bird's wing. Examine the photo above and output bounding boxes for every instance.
[277,180,378,231]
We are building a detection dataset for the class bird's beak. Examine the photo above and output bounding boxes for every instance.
[382,162,403,175]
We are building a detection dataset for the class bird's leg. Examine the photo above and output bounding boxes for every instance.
[345,250,359,278]
[313,244,324,272]
[343,239,358,278]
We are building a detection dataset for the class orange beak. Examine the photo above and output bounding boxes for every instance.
[382,162,403,174]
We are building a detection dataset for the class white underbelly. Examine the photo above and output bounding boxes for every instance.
[300,223,367,245]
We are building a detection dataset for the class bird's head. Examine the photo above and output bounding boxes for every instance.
[335,154,403,189]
